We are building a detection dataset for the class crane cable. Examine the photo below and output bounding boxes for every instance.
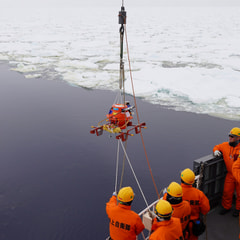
[116,2,160,200]
[116,3,128,192]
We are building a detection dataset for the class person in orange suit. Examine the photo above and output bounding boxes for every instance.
[163,182,191,238]
[106,186,145,240]
[150,199,184,240]
[213,127,240,217]
[233,155,240,186]
[232,154,240,240]
[181,168,210,240]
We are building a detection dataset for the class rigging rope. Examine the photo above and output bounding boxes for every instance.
[115,140,120,193]
[119,140,127,189]
[119,139,149,207]
[113,90,122,105]
[124,24,160,199]
[115,2,160,201]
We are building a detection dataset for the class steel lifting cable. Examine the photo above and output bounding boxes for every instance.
[116,2,159,201]
[114,133,127,191]
[124,23,160,199]
[119,140,127,189]
[119,2,126,104]
[115,134,127,193]
[119,139,149,208]
[114,140,120,193]
[116,3,128,192]
[113,90,122,105]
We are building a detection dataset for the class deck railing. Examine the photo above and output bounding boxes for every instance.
[138,199,159,240]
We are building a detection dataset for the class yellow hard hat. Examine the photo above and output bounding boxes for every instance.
[167,182,183,198]
[155,199,172,218]
[181,168,195,185]
[117,186,134,203]
[229,127,240,137]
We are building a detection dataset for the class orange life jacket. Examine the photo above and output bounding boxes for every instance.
[150,217,184,240]
[106,196,145,240]
[107,104,133,129]
[181,183,210,220]
[213,142,240,174]
[232,155,240,182]
[163,193,191,231]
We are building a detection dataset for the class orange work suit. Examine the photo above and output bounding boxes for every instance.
[163,193,191,232]
[233,155,240,183]
[150,217,184,240]
[232,157,240,240]
[213,142,240,210]
[106,195,145,240]
[181,183,210,240]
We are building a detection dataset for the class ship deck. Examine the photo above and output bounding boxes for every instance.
[199,204,239,240]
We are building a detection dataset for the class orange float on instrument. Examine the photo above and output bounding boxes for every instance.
[90,102,146,141]
[107,104,133,129]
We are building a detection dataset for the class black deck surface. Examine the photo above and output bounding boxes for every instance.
[199,205,239,240]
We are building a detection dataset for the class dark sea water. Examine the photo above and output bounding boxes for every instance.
[0,64,238,239]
